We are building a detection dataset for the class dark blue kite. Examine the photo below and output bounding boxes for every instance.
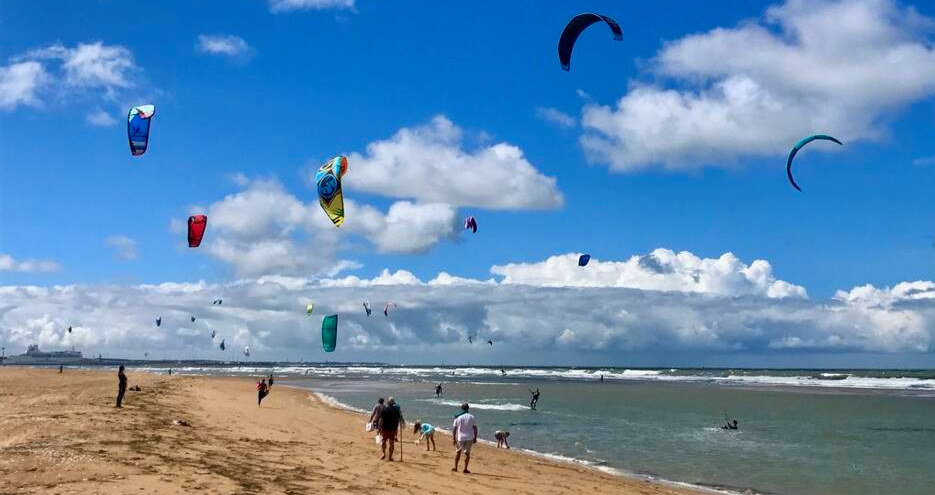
[558,13,623,71]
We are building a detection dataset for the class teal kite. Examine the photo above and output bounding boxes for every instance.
[786,135,842,192]
[321,314,338,352]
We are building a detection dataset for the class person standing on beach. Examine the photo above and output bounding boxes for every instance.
[378,397,404,461]
[452,402,477,473]
[268,373,274,388]
[435,383,443,397]
[116,365,127,408]
[528,388,540,410]
[59,365,63,373]
[257,379,269,407]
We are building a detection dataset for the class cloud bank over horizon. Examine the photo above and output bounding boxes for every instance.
[2,250,932,363]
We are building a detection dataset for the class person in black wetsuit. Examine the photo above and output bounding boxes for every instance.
[528,388,540,410]
[435,384,443,397]
[257,379,270,407]
[116,365,127,408]
[722,419,739,430]
[268,373,274,388]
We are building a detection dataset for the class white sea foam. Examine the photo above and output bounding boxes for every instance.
[417,398,529,411]
[122,364,935,392]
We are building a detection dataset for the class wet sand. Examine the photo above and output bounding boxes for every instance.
[0,367,705,495]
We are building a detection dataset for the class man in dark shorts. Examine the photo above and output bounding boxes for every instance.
[116,365,127,408]
[377,397,405,461]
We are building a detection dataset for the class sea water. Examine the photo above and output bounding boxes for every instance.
[134,365,935,495]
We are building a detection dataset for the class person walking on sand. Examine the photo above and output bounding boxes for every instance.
[368,398,385,431]
[435,383,443,397]
[257,378,269,407]
[378,397,404,461]
[268,373,274,388]
[116,365,127,408]
[452,402,477,474]
[528,388,540,410]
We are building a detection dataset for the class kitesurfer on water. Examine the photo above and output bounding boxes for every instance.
[528,388,540,410]
[722,418,739,430]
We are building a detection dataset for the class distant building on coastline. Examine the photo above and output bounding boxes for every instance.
[1,344,83,364]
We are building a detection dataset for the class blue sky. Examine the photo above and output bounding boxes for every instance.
[3,0,935,365]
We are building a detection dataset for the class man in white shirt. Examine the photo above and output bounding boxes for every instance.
[451,402,478,474]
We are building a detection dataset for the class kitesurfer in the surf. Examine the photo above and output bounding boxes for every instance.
[116,365,127,408]
[722,419,739,430]
[528,388,540,410]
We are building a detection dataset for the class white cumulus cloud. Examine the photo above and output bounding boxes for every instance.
[0,254,60,273]
[535,106,576,128]
[105,236,138,260]
[491,249,807,299]
[196,34,255,61]
[199,178,464,276]
[581,0,935,171]
[346,115,563,209]
[0,61,48,110]
[25,42,137,90]
[268,0,355,13]
[86,108,117,126]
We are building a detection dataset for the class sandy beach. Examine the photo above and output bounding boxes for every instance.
[0,367,705,495]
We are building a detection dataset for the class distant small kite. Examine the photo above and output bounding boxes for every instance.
[464,216,478,234]
[578,254,591,267]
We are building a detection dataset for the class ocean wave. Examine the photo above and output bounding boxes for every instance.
[417,398,529,411]
[118,364,935,392]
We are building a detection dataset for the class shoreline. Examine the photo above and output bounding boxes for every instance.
[75,363,935,394]
[0,367,709,495]
[301,385,746,495]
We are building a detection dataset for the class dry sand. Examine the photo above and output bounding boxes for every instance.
[0,367,705,495]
